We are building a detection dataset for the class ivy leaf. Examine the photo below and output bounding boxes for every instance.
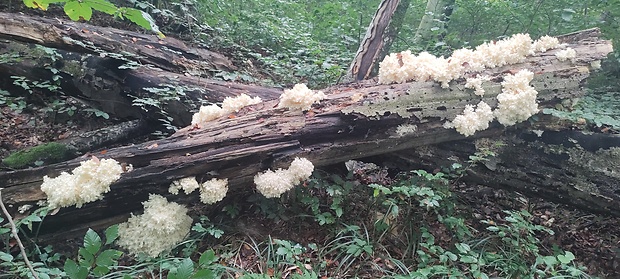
[64,0,93,21]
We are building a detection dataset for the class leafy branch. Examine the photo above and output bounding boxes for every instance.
[22,0,164,38]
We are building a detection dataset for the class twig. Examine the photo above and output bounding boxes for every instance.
[0,188,40,279]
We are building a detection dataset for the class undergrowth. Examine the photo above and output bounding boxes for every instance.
[0,155,594,278]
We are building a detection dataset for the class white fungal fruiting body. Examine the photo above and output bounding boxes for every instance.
[40,158,123,208]
[531,35,560,52]
[222,94,262,113]
[465,75,491,96]
[191,94,262,126]
[555,48,577,62]
[378,33,538,85]
[191,104,224,125]
[494,69,539,126]
[169,177,200,195]
[378,33,566,87]
[254,157,314,198]
[117,194,192,257]
[445,101,494,137]
[278,84,326,110]
[200,178,228,204]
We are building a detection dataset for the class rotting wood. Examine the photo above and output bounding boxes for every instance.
[0,40,283,125]
[0,28,614,234]
[0,12,233,75]
[384,126,620,217]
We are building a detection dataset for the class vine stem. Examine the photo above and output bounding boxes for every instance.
[0,188,40,279]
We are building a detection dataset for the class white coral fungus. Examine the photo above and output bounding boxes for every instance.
[444,101,494,137]
[40,157,123,209]
[200,178,228,204]
[531,35,560,52]
[117,194,193,257]
[494,69,539,126]
[191,94,262,126]
[254,157,314,198]
[555,48,577,62]
[465,75,491,96]
[278,84,326,110]
[379,33,534,85]
[378,33,563,86]
[169,177,200,195]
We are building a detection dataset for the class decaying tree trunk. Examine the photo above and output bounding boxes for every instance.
[387,124,620,216]
[0,12,233,74]
[0,28,614,235]
[0,15,283,126]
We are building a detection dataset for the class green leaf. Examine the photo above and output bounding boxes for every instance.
[459,255,478,264]
[104,225,119,245]
[119,8,165,38]
[561,9,575,21]
[192,269,214,279]
[64,259,88,279]
[78,247,95,266]
[83,229,102,255]
[92,265,110,277]
[198,250,217,268]
[95,249,123,267]
[0,251,14,262]
[64,0,93,21]
[85,0,117,15]
[169,258,194,279]
[557,251,575,264]
[23,0,66,10]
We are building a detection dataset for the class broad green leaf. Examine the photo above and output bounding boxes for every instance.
[64,0,93,21]
[96,249,123,267]
[93,265,110,277]
[83,229,102,255]
[120,8,165,38]
[170,258,194,279]
[64,259,88,279]
[192,269,214,279]
[0,251,13,262]
[198,250,217,268]
[78,247,94,266]
[104,225,119,245]
[23,0,66,10]
[557,251,575,264]
[85,0,117,15]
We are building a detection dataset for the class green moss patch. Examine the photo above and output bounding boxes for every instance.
[2,142,74,169]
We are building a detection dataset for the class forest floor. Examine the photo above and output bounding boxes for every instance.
[1,101,619,278]
[1,3,619,278]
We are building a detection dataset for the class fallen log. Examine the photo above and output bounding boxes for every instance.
[0,28,614,234]
[0,12,233,75]
[0,40,283,126]
[386,125,620,216]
